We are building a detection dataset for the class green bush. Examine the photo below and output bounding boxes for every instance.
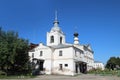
[0,71,7,76]
[87,68,103,74]
[117,70,120,77]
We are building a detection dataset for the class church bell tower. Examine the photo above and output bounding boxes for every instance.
[47,11,66,46]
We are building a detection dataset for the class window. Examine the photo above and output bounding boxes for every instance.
[40,51,43,56]
[60,37,62,44]
[59,50,62,56]
[65,64,68,67]
[32,53,34,58]
[59,64,63,70]
[75,50,77,56]
[50,36,54,43]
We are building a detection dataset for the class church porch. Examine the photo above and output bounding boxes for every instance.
[75,61,87,74]
[32,58,45,75]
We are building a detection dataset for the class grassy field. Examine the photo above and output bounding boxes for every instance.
[0,75,36,79]
[0,71,35,79]
[88,69,120,77]
[0,71,36,79]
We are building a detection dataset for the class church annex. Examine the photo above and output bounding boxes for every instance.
[29,13,94,75]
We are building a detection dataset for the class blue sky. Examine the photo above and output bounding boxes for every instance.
[0,0,120,64]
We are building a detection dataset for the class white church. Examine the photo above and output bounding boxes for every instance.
[29,13,103,75]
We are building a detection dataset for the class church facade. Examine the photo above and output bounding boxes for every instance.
[29,15,94,75]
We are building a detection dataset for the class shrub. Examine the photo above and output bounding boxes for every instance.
[0,71,7,76]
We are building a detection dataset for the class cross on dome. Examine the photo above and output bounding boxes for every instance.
[55,10,57,20]
[53,10,59,24]
[51,11,63,33]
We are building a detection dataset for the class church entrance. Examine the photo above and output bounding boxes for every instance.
[75,62,87,74]
[32,58,44,75]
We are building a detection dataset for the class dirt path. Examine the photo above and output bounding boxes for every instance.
[32,74,120,80]
[0,74,120,80]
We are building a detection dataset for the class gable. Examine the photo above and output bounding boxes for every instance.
[35,43,50,51]
[87,44,92,50]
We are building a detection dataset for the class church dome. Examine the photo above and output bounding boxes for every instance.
[74,32,79,37]
[50,20,63,33]
[50,11,63,33]
[51,26,61,32]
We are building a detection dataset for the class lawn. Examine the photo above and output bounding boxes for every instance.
[88,69,120,77]
[0,75,36,79]
[0,71,35,79]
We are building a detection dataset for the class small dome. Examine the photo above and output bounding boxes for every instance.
[51,26,61,32]
[74,32,79,37]
[50,20,63,33]
[51,26,63,33]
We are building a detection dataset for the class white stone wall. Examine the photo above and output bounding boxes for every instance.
[52,59,74,75]
[94,62,105,70]
[29,46,76,75]
[29,43,53,74]
[52,47,75,75]
[83,49,94,71]
[47,31,65,46]
[73,48,84,62]
[29,43,95,75]
[53,47,73,59]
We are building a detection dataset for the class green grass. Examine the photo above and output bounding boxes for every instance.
[0,74,36,79]
[0,70,36,79]
[88,69,120,77]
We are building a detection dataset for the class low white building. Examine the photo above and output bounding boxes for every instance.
[94,61,105,70]
[29,14,95,75]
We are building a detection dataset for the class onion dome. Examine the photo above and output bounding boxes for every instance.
[74,32,79,37]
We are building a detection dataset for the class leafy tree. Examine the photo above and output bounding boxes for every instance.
[106,57,120,70]
[0,27,9,70]
[0,27,30,75]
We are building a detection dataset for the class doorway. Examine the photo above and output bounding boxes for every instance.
[32,58,44,75]
[75,62,87,74]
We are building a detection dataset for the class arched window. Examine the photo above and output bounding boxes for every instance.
[50,36,54,43]
[60,37,62,44]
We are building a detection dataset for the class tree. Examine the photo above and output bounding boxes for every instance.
[0,27,30,75]
[0,27,9,70]
[106,57,120,70]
